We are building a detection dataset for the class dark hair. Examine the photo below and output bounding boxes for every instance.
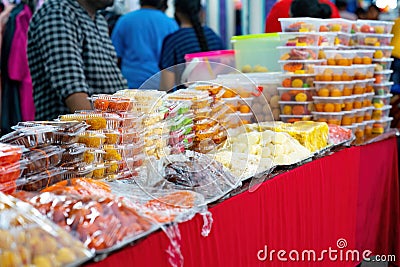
[290,0,332,19]
[157,0,168,11]
[335,0,347,9]
[140,0,161,7]
[368,4,380,13]
[175,0,209,51]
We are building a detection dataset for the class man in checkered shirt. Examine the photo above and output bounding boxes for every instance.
[28,0,128,120]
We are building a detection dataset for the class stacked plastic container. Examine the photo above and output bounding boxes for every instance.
[0,143,23,194]
[277,18,327,122]
[0,122,93,190]
[352,20,395,138]
[58,94,145,180]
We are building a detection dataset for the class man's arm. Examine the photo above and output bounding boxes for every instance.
[65,93,92,112]
[160,69,175,91]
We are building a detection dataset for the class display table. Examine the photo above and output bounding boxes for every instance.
[87,137,400,267]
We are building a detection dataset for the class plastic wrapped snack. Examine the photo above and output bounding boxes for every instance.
[146,151,241,203]
[0,143,22,166]
[109,182,206,224]
[0,192,94,266]
[17,168,68,191]
[22,146,65,175]
[90,94,135,112]
[0,126,55,148]
[16,178,154,251]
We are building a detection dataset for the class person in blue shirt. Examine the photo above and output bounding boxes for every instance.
[159,0,225,91]
[111,0,178,89]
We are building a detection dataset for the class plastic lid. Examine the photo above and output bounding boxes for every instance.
[231,33,279,41]
[373,81,394,86]
[373,58,394,62]
[314,81,355,84]
[356,45,394,50]
[374,70,393,74]
[312,111,345,115]
[276,46,320,49]
[356,19,394,25]
[355,33,394,37]
[374,117,393,123]
[278,59,326,64]
[313,96,351,100]
[185,50,235,61]
[278,101,313,104]
[277,87,315,90]
[373,105,392,111]
[373,93,393,98]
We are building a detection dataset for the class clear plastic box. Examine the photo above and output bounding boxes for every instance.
[278,32,321,46]
[353,80,367,94]
[356,19,394,34]
[319,18,352,33]
[23,146,65,175]
[372,93,393,107]
[279,17,320,32]
[336,33,352,46]
[279,114,313,123]
[341,110,357,125]
[324,49,355,66]
[354,109,366,123]
[343,95,356,111]
[318,32,337,47]
[357,46,394,59]
[314,65,355,81]
[356,33,394,46]
[374,70,393,83]
[372,105,392,120]
[279,73,316,88]
[364,119,374,137]
[352,50,374,64]
[277,46,320,60]
[353,95,365,109]
[314,81,355,97]
[373,82,394,95]
[372,117,393,134]
[279,59,325,74]
[312,111,344,125]
[313,96,346,112]
[279,101,314,115]
[373,58,394,71]
[365,78,375,93]
[277,87,315,101]
[363,106,374,121]
[363,92,375,107]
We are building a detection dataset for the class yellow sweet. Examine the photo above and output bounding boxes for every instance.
[283,105,292,115]
[56,248,77,264]
[295,93,307,102]
[291,79,304,88]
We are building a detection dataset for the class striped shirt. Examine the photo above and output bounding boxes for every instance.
[159,26,225,70]
[28,0,127,121]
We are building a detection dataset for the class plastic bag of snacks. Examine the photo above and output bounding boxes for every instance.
[144,151,241,203]
[0,126,55,148]
[0,143,23,194]
[15,178,154,252]
[0,192,94,266]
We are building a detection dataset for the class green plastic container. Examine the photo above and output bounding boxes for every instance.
[231,33,281,73]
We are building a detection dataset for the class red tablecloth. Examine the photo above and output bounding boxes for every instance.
[87,137,400,267]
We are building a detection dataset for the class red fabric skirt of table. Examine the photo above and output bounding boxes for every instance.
[87,137,400,267]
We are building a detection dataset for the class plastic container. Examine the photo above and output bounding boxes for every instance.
[279,17,320,32]
[319,18,352,33]
[23,146,65,175]
[354,122,366,142]
[118,112,143,129]
[279,73,316,88]
[313,96,346,112]
[314,65,354,81]
[336,33,352,46]
[365,78,375,93]
[354,109,366,123]
[278,32,322,47]
[279,115,312,123]
[183,50,236,82]
[372,105,392,120]
[373,58,394,71]
[231,33,281,73]
[312,111,344,125]
[341,110,357,125]
[356,20,394,34]
[356,46,394,59]
[279,101,313,115]
[363,92,375,107]
[78,132,106,148]
[277,87,315,101]
[61,143,86,163]
[363,106,374,121]
[373,82,394,96]
[324,50,355,66]
[355,33,393,46]
[352,65,368,80]
[279,59,325,74]
[353,80,367,94]
[90,94,135,112]
[353,95,365,109]
[277,46,320,60]
[314,81,354,96]
[364,64,376,79]
[0,126,55,148]
[342,124,357,135]
[372,117,393,134]
[343,95,356,111]
[318,32,337,47]
[18,168,67,191]
[374,70,393,84]
[120,129,144,144]
[83,149,105,164]
[352,50,374,64]
[372,93,393,107]
[364,120,374,137]
[238,112,254,124]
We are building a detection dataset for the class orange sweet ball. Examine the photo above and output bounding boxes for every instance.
[334,103,342,112]
[333,74,342,81]
[337,58,349,66]
[281,92,292,101]
[362,57,372,64]
[354,101,362,109]
[343,87,353,96]
[344,102,353,111]
[353,85,364,94]
[222,90,234,98]
[342,116,352,125]
[323,103,335,112]
[327,58,336,65]
[317,118,328,123]
[317,88,330,97]
[315,103,324,112]
[330,88,342,97]
[353,57,362,64]
[283,105,292,115]
[328,119,340,125]
[373,50,384,59]
[341,72,351,81]
[239,105,250,113]
[282,78,292,88]
[292,105,306,115]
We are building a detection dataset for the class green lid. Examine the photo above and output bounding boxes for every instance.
[231,33,279,42]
